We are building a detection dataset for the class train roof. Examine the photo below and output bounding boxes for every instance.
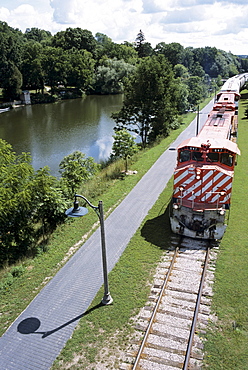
[177,137,240,155]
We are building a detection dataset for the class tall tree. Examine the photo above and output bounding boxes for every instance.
[135,30,152,58]
[0,22,24,99]
[186,76,206,108]
[112,54,178,147]
[21,41,44,91]
[112,130,138,172]
[2,62,23,100]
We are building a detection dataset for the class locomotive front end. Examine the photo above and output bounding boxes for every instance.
[170,138,239,239]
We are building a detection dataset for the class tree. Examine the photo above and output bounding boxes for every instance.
[65,49,95,91]
[93,58,135,94]
[24,28,52,43]
[32,167,67,239]
[173,64,189,79]
[135,30,153,58]
[0,140,33,262]
[155,42,184,66]
[112,130,138,172]
[112,55,178,147]
[40,47,68,93]
[52,28,97,54]
[174,79,190,114]
[2,62,23,100]
[59,151,99,195]
[186,76,206,108]
[0,22,24,100]
[0,139,67,264]
[95,33,138,64]
[21,41,44,91]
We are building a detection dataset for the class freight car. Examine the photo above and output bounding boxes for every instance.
[170,73,248,239]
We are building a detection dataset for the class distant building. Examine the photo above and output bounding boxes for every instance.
[21,90,31,105]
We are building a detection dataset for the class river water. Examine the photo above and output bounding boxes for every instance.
[0,94,123,177]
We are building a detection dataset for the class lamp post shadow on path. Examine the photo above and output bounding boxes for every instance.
[65,194,113,306]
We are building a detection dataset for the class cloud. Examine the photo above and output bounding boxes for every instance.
[0,0,248,54]
[0,7,10,20]
[142,0,165,14]
[160,7,206,24]
[50,0,78,24]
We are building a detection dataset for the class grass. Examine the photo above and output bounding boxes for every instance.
[203,91,248,369]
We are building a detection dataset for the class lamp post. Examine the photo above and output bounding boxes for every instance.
[196,105,200,136]
[65,194,113,305]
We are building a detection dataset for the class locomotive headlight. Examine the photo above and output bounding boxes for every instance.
[219,208,225,215]
[195,168,201,180]
[173,203,179,210]
[179,185,185,192]
[220,191,226,196]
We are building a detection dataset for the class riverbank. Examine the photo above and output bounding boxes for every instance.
[0,87,82,109]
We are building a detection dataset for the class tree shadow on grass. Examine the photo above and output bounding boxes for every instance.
[141,202,172,250]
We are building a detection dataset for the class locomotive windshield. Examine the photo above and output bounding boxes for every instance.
[179,148,234,167]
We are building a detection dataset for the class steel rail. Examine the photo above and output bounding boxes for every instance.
[132,247,179,370]
[183,246,211,370]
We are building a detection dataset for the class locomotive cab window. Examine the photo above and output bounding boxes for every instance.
[179,150,191,162]
[207,152,219,162]
[192,151,203,161]
[221,153,233,167]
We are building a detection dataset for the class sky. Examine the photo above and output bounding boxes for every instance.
[0,0,248,55]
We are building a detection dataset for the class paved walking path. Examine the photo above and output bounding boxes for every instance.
[0,101,213,369]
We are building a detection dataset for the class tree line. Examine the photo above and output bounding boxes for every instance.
[1,23,248,101]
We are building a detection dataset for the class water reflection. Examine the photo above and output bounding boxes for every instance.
[0,95,123,177]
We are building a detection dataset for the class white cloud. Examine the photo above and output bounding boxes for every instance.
[0,4,53,32]
[0,7,10,20]
[0,0,248,54]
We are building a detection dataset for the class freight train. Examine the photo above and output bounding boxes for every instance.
[170,73,248,240]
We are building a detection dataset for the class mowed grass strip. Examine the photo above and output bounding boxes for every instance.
[203,90,248,369]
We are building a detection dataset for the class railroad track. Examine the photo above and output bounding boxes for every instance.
[121,236,217,370]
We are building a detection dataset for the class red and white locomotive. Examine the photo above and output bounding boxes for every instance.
[170,74,248,240]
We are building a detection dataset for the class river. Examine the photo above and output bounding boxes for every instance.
[0,94,123,177]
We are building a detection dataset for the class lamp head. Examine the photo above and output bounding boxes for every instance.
[65,200,88,218]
